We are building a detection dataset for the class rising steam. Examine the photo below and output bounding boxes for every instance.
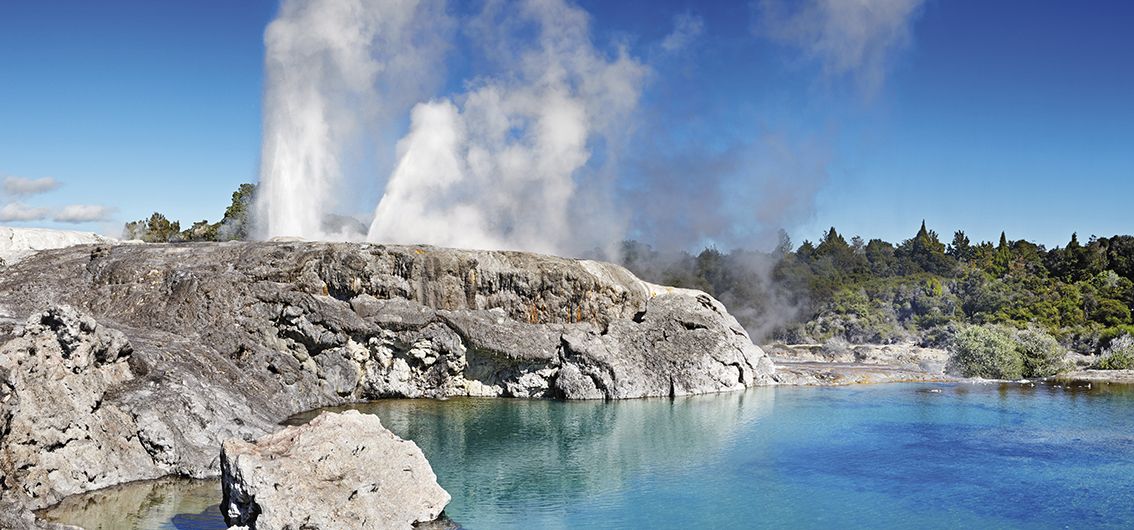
[254,0,920,259]
[255,0,450,240]
[368,0,646,255]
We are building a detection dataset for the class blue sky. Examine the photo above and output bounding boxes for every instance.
[1,0,1131,249]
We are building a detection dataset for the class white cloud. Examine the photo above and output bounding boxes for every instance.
[754,0,926,95]
[661,12,705,52]
[3,176,60,196]
[0,203,50,222]
[53,204,116,223]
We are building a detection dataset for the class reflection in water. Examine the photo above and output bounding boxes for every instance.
[37,382,1134,529]
[39,477,223,530]
[291,387,775,525]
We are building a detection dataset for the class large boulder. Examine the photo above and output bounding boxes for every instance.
[221,410,450,529]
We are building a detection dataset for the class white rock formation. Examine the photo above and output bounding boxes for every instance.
[0,226,116,265]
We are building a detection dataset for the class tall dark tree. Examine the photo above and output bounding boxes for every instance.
[219,183,257,240]
[864,239,897,276]
[896,221,955,275]
[947,230,973,262]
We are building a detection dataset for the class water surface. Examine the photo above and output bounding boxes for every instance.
[44,381,1134,529]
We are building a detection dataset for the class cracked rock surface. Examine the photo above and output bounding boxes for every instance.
[221,410,450,530]
[0,241,773,524]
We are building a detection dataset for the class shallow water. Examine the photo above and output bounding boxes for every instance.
[44,381,1134,529]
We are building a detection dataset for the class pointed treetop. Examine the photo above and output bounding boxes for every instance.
[1069,232,1080,248]
[999,231,1009,249]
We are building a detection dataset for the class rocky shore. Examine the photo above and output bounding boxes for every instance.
[0,241,775,527]
[765,342,955,385]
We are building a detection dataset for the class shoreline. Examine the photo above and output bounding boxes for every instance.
[766,342,1134,387]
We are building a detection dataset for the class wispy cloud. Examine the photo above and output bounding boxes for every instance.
[0,203,50,222]
[3,176,60,197]
[53,204,116,223]
[661,12,705,52]
[754,0,926,96]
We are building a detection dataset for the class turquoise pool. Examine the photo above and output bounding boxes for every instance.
[45,381,1134,529]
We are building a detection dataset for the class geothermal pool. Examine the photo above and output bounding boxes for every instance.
[44,382,1134,529]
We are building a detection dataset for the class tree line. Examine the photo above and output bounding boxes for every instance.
[616,221,1134,365]
[123,183,255,242]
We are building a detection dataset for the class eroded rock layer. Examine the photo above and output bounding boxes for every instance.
[0,241,773,521]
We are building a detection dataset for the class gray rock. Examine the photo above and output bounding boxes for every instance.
[0,307,164,509]
[220,410,450,530]
[0,241,774,522]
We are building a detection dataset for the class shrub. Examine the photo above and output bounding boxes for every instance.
[1015,328,1067,377]
[1094,335,1134,370]
[948,324,1023,379]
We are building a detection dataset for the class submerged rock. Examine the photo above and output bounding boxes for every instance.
[0,241,774,521]
[220,410,450,530]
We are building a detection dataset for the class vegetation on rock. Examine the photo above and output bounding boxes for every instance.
[123,183,256,242]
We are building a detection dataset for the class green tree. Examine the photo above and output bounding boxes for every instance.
[123,212,181,243]
[896,221,955,275]
[218,183,256,240]
[862,239,897,276]
[947,230,973,262]
[181,220,219,241]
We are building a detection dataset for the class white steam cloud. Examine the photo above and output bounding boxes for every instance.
[252,0,904,259]
[368,0,647,255]
[3,176,60,197]
[255,0,451,240]
[754,0,926,96]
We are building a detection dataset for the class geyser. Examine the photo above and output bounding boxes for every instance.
[254,0,450,240]
[254,0,644,255]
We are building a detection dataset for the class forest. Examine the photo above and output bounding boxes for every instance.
[616,222,1134,371]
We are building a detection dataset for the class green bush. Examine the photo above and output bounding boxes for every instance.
[1015,328,1067,377]
[1094,335,1134,370]
[948,324,1023,379]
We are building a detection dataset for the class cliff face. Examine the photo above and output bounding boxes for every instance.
[0,241,773,517]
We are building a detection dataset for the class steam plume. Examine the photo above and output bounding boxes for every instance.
[255,0,450,240]
[368,0,647,255]
[253,0,902,258]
